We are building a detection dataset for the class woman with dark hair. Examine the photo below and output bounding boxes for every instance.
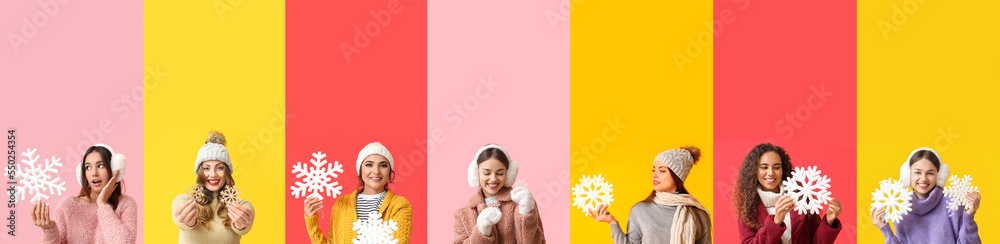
[871,147,981,243]
[589,146,711,244]
[453,144,545,243]
[733,143,842,244]
[172,131,255,243]
[303,142,412,244]
[32,144,137,243]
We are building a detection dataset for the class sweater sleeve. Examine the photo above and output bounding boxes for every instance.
[737,214,785,244]
[41,198,70,244]
[956,212,981,244]
[452,208,497,244]
[513,204,545,244]
[811,216,841,244]
[878,223,902,244]
[697,209,713,244]
[231,200,254,236]
[171,194,195,230]
[387,198,413,244]
[305,198,339,244]
[609,220,640,244]
[96,196,138,244]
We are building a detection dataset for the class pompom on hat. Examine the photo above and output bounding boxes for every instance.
[195,131,232,174]
[899,147,950,188]
[76,144,127,192]
[467,144,519,188]
[356,142,394,176]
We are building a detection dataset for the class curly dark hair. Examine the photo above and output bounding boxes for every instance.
[732,143,793,228]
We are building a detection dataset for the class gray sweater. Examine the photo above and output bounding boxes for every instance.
[609,200,712,244]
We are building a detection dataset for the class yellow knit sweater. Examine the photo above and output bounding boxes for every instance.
[172,193,254,244]
[305,189,412,244]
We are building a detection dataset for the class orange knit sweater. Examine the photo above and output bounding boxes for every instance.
[305,189,412,244]
[453,187,546,244]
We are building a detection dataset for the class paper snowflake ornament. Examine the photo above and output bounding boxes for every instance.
[943,174,979,214]
[291,151,345,200]
[352,211,400,244]
[781,166,832,215]
[9,148,67,203]
[514,179,528,188]
[187,185,208,203]
[870,178,913,224]
[220,185,242,207]
[572,174,614,216]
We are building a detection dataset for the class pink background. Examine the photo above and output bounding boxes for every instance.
[427,0,569,243]
[0,0,143,242]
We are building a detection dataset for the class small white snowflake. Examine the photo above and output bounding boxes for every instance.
[220,185,242,207]
[352,211,400,244]
[870,178,913,224]
[781,166,832,215]
[943,174,979,215]
[572,174,614,216]
[8,148,67,204]
[291,151,345,200]
[514,179,527,188]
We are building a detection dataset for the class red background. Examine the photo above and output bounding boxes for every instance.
[712,0,857,243]
[286,0,427,243]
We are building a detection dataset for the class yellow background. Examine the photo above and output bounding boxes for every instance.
[570,0,713,242]
[857,0,999,242]
[144,0,286,242]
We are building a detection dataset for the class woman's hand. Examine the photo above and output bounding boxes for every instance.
[31,201,56,229]
[173,199,199,227]
[228,204,255,231]
[871,207,887,229]
[965,191,981,215]
[303,196,323,217]
[774,195,794,225]
[825,198,842,226]
[588,204,617,224]
[96,171,120,206]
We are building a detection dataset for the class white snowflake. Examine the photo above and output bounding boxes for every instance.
[781,166,832,215]
[514,179,527,188]
[291,151,345,200]
[220,185,242,207]
[572,174,614,216]
[870,178,912,224]
[352,211,400,244]
[7,148,67,204]
[943,174,979,215]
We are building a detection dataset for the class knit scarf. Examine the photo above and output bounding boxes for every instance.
[653,192,708,244]
[758,187,791,244]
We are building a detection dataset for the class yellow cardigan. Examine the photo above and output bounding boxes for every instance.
[305,189,412,244]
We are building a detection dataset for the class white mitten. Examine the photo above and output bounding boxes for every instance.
[476,206,502,236]
[511,187,536,215]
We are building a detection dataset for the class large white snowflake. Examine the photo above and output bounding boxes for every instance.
[781,166,832,215]
[870,178,912,224]
[7,148,67,204]
[572,174,614,216]
[352,211,400,244]
[943,174,979,215]
[291,151,345,200]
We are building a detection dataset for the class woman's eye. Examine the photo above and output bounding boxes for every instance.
[86,166,92,170]
[98,164,105,168]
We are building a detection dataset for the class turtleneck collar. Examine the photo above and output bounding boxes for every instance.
[911,186,944,215]
[757,186,783,208]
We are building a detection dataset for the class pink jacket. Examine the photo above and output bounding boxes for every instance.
[453,187,545,244]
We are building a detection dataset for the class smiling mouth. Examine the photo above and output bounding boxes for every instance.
[653,181,660,186]
[916,182,930,189]
[764,178,776,183]
[486,182,499,189]
[369,177,382,182]
[207,179,221,186]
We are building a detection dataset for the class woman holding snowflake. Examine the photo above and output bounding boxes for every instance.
[302,142,412,244]
[171,131,255,243]
[31,143,138,243]
[733,143,842,244]
[588,146,712,244]
[870,147,981,243]
[453,144,545,243]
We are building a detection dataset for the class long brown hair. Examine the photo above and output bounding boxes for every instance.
[192,131,236,230]
[732,143,792,228]
[77,146,122,210]
[644,146,701,201]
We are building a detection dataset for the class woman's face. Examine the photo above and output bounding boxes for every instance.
[756,151,783,192]
[478,158,507,198]
[360,155,391,191]
[83,151,111,194]
[910,158,938,196]
[652,163,676,192]
[201,160,228,192]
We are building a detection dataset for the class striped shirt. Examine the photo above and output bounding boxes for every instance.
[356,191,387,221]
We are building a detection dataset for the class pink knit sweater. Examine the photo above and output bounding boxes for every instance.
[42,195,138,244]
[453,187,545,244]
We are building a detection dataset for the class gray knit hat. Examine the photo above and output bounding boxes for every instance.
[194,131,232,173]
[654,149,695,182]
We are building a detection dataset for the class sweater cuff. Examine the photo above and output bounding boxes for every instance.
[41,226,59,242]
[878,223,894,238]
[305,214,320,227]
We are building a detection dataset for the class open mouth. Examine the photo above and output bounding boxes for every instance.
[916,182,930,189]
[207,179,221,186]
[764,178,777,183]
[91,179,102,187]
[486,182,499,189]
[653,180,660,186]
[369,177,382,182]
